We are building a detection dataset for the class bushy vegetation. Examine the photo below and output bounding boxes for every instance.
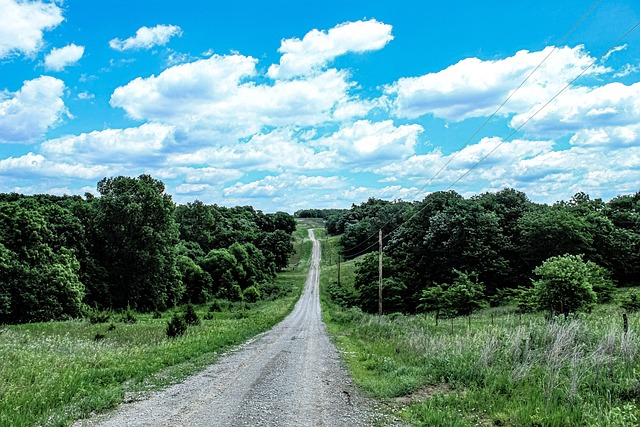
[0,175,296,324]
[327,189,639,314]
[0,223,312,427]
[320,255,640,426]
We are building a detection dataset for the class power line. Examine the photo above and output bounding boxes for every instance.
[338,0,603,256]
[393,18,640,243]
[410,0,602,201]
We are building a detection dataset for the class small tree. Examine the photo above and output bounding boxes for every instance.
[166,313,187,338]
[533,254,598,319]
[621,292,640,312]
[420,270,485,323]
[183,303,201,326]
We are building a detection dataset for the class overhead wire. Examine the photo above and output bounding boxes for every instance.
[338,0,604,256]
[389,18,640,244]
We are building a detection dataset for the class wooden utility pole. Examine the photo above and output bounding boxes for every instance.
[378,229,383,315]
[337,254,341,287]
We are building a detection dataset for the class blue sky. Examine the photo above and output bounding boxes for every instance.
[1,0,639,212]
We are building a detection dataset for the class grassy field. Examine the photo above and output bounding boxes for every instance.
[319,238,640,427]
[0,227,313,427]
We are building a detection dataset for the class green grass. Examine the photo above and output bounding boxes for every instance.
[319,240,640,427]
[0,227,313,427]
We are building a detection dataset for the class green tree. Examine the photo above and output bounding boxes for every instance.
[0,202,85,323]
[354,253,406,313]
[419,270,485,319]
[95,175,181,311]
[176,256,212,304]
[533,254,598,318]
[201,248,242,300]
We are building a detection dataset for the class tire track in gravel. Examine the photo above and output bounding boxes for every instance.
[77,229,377,427]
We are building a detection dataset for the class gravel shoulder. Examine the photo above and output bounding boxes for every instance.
[76,229,387,427]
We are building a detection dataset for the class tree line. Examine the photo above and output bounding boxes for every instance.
[319,189,640,316]
[0,175,296,324]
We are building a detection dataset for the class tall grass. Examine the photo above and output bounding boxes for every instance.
[320,255,640,427]
[0,227,313,427]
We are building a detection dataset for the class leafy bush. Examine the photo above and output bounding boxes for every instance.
[420,270,486,319]
[209,299,229,312]
[120,308,138,324]
[621,292,640,312]
[88,309,111,324]
[243,286,261,303]
[533,254,599,318]
[183,304,200,326]
[166,314,187,338]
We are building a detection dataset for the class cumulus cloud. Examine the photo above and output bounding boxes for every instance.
[41,123,178,165]
[44,43,85,71]
[221,173,419,211]
[511,81,640,136]
[314,120,423,167]
[0,76,68,143]
[175,183,211,194]
[109,24,183,51]
[374,132,640,203]
[0,0,64,59]
[110,54,353,135]
[169,128,322,171]
[268,19,393,79]
[386,45,607,121]
[0,152,109,180]
[168,120,422,174]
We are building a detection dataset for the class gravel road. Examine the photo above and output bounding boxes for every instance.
[77,229,382,426]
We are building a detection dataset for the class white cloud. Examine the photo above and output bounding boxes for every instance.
[110,54,352,135]
[387,45,607,121]
[374,132,640,203]
[109,24,183,51]
[41,123,178,165]
[77,91,94,100]
[44,43,85,71]
[268,19,393,79]
[0,76,68,143]
[152,166,243,185]
[0,152,109,179]
[0,0,63,59]
[614,63,640,78]
[511,82,640,136]
[175,183,211,194]
[167,128,324,171]
[224,179,279,198]
[314,120,423,167]
[168,120,422,174]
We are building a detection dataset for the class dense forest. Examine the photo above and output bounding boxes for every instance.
[319,188,640,316]
[0,175,296,324]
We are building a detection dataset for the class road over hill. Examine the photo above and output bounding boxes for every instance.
[78,229,382,426]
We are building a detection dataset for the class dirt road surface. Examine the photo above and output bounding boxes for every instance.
[78,229,380,426]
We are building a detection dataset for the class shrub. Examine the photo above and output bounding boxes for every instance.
[166,314,187,338]
[243,286,261,303]
[88,309,111,324]
[209,299,229,312]
[183,304,201,326]
[621,292,640,312]
[533,254,598,318]
[120,308,138,324]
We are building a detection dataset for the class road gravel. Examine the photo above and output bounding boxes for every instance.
[77,229,390,426]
